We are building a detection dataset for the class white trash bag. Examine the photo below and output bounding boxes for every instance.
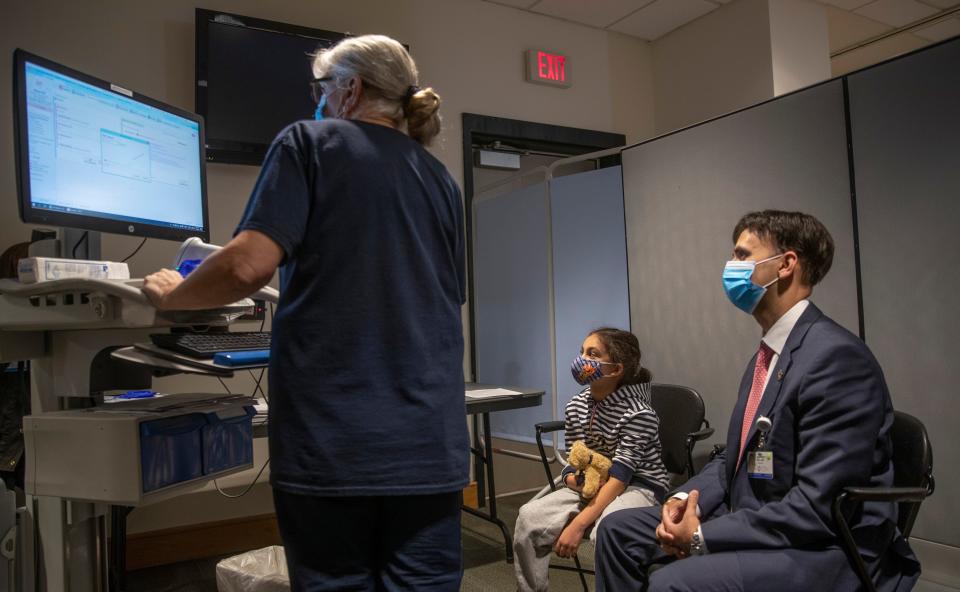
[216,545,290,592]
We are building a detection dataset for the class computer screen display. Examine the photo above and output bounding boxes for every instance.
[196,9,344,165]
[14,50,209,241]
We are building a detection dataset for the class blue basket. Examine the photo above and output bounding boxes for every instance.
[202,406,256,475]
[140,414,206,493]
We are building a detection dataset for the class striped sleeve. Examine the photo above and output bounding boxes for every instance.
[608,408,662,484]
[560,392,588,483]
[563,392,587,450]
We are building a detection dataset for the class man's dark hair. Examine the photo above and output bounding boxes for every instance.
[733,210,835,286]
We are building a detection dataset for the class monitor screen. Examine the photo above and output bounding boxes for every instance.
[13,50,209,241]
[196,9,345,165]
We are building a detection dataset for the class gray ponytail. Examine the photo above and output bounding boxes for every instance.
[313,34,442,146]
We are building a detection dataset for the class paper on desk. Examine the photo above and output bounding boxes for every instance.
[465,388,522,400]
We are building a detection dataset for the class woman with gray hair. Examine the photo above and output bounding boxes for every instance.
[143,34,467,590]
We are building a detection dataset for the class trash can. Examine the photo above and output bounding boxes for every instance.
[216,546,289,592]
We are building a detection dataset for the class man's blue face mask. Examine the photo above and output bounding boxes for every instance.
[314,95,327,121]
[722,254,783,314]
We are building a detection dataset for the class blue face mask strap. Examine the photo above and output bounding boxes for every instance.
[314,95,327,121]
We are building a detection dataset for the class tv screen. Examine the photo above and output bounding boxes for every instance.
[196,9,345,165]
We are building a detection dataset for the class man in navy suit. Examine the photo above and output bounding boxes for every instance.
[594,210,919,591]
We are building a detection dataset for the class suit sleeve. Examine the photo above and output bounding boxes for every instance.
[677,451,729,518]
[700,341,888,551]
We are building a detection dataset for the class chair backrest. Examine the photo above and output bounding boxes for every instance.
[891,411,934,537]
[650,383,706,476]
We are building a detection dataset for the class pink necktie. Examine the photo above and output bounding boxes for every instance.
[738,342,773,464]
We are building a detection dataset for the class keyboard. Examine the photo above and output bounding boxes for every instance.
[149,331,271,359]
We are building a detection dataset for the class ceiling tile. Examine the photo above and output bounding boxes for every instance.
[917,0,960,7]
[854,0,940,27]
[530,0,654,29]
[913,16,960,38]
[824,5,894,51]
[817,0,876,9]
[608,0,719,40]
[483,0,540,9]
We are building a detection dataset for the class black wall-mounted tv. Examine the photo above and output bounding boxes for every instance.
[195,8,346,165]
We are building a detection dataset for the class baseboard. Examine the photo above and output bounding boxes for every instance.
[911,537,960,587]
[128,482,481,569]
[126,513,281,570]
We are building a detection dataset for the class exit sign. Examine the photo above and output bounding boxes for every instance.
[525,49,571,88]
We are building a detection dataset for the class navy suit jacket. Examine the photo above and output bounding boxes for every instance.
[680,303,918,588]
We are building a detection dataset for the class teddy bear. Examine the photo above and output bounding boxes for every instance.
[567,440,612,499]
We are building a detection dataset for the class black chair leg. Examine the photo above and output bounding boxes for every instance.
[573,554,589,591]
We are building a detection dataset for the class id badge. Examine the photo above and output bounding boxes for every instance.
[747,451,774,479]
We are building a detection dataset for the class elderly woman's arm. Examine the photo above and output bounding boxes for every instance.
[142,230,283,310]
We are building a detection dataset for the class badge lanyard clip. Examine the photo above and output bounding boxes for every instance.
[754,415,772,450]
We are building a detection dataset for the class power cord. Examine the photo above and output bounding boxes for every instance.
[249,368,267,401]
[216,377,232,394]
[247,302,274,402]
[71,232,89,258]
[120,238,148,263]
[214,458,270,499]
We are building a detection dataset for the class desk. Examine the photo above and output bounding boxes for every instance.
[464,383,544,563]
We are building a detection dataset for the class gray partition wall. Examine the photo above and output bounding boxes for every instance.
[550,167,631,418]
[848,38,960,547]
[474,182,554,441]
[473,167,631,442]
[621,79,860,446]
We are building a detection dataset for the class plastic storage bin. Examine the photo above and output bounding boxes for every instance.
[203,406,256,474]
[139,413,206,492]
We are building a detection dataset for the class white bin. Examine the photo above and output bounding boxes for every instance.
[216,546,290,592]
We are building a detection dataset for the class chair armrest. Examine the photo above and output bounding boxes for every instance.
[687,427,715,442]
[842,486,932,504]
[535,420,565,434]
[534,420,566,492]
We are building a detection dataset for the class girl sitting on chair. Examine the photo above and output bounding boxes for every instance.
[513,327,669,592]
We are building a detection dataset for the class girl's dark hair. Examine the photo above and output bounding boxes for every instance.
[590,327,652,386]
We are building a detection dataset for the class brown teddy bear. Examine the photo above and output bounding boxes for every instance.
[568,440,612,499]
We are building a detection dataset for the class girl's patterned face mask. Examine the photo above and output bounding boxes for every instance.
[571,355,617,385]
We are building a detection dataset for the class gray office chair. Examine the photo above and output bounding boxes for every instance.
[832,411,935,592]
[649,383,714,483]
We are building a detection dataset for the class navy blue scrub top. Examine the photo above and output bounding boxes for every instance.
[236,119,468,496]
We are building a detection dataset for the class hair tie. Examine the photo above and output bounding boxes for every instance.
[404,85,420,104]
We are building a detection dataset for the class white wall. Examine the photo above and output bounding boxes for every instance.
[652,0,774,135]
[0,0,655,532]
[652,0,833,136]
[768,0,831,96]
[825,5,931,76]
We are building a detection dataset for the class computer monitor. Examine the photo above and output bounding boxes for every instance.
[13,49,210,242]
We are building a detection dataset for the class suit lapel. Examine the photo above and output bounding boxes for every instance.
[728,303,824,480]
